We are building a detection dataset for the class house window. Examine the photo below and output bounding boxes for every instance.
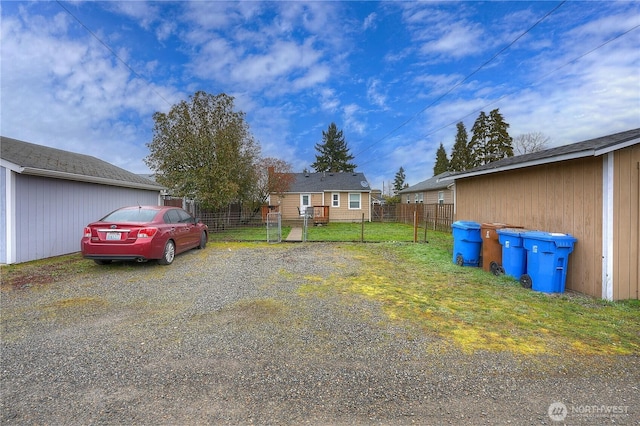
[348,193,361,209]
[438,191,444,205]
[331,193,340,207]
[415,193,423,203]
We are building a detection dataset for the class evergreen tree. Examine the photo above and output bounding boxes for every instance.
[449,122,471,172]
[487,108,513,162]
[469,111,490,167]
[469,109,513,167]
[393,167,406,194]
[311,122,356,172]
[433,143,450,176]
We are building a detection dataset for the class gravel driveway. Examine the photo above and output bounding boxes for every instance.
[2,243,638,425]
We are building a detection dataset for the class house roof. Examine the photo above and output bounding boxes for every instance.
[398,171,456,194]
[284,172,371,193]
[453,128,640,180]
[0,136,164,191]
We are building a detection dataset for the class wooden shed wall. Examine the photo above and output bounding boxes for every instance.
[613,145,640,300]
[455,156,603,298]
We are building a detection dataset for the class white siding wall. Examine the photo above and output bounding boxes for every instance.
[0,167,6,263]
[11,174,160,263]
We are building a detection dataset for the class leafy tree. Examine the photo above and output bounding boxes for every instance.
[253,157,294,206]
[513,132,550,155]
[449,122,472,172]
[433,142,450,176]
[393,166,407,194]
[145,91,260,210]
[469,109,513,167]
[311,122,356,172]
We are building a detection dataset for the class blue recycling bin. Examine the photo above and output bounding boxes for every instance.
[497,228,530,279]
[451,221,482,267]
[521,231,577,293]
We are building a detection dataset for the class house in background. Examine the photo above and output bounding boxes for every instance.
[452,128,639,300]
[269,172,372,223]
[1,137,164,264]
[398,171,455,204]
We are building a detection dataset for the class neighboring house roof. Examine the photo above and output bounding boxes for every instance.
[398,171,456,194]
[453,128,640,180]
[283,172,371,193]
[1,136,164,191]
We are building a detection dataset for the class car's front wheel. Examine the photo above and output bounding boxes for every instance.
[158,240,175,265]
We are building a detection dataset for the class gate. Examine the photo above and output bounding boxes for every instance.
[302,207,314,242]
[266,212,282,243]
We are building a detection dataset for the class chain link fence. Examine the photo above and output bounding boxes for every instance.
[187,202,454,242]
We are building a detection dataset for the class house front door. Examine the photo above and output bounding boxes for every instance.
[300,194,311,216]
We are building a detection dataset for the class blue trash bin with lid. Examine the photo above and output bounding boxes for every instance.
[497,228,530,279]
[451,221,482,267]
[521,231,577,293]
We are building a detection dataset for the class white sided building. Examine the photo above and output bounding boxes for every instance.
[1,136,164,264]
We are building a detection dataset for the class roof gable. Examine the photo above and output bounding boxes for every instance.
[0,136,163,191]
[285,172,371,193]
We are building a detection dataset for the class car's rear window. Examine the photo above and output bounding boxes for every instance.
[100,208,159,223]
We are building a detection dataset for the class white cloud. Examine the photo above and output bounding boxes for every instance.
[367,79,388,109]
[363,12,377,30]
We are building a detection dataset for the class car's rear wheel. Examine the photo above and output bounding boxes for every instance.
[198,231,207,249]
[93,259,112,265]
[158,240,175,265]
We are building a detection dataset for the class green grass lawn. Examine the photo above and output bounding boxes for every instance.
[208,221,428,242]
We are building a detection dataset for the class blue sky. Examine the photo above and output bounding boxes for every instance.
[2,1,639,192]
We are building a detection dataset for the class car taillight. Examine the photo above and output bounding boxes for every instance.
[137,227,158,239]
[84,227,92,238]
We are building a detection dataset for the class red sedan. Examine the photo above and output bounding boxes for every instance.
[81,206,208,265]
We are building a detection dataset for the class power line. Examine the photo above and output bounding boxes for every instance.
[419,22,640,144]
[55,0,174,108]
[353,1,566,159]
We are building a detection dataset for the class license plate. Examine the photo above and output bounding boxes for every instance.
[106,232,121,241]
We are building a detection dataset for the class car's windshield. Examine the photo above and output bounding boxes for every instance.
[100,208,159,223]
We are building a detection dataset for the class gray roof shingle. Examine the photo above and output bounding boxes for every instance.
[287,172,371,193]
[1,136,164,190]
[398,171,456,194]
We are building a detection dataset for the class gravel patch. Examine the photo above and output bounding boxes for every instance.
[1,243,638,425]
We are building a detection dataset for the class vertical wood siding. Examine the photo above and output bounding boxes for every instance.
[14,175,160,263]
[455,157,604,298]
[614,145,640,300]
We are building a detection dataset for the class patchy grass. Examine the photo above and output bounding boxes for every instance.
[319,235,640,355]
[1,253,98,290]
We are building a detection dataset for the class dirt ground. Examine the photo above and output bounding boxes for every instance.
[1,243,638,425]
